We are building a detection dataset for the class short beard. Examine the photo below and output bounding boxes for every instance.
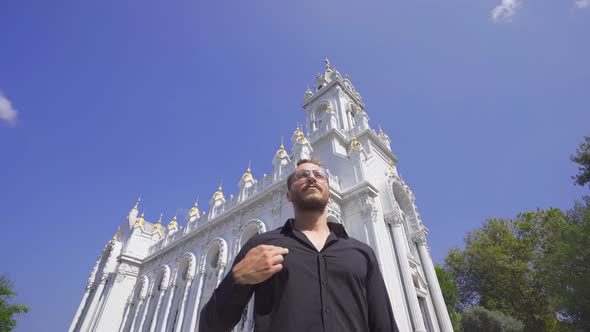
[292,195,328,213]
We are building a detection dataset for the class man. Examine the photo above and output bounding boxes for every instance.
[200,159,398,332]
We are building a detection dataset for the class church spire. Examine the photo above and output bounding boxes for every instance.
[132,197,140,211]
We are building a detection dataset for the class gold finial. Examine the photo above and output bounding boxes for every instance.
[189,197,200,216]
[388,160,396,174]
[351,136,362,150]
[326,104,334,113]
[213,181,224,200]
[152,213,164,234]
[296,130,308,143]
[242,161,253,181]
[134,212,146,227]
[357,104,364,113]
[276,138,287,158]
[167,215,178,230]
[325,58,332,72]
[112,227,120,241]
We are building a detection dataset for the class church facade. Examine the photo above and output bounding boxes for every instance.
[69,61,453,332]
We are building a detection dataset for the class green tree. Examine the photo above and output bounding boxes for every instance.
[571,136,590,188]
[461,306,523,332]
[445,210,566,331]
[536,197,590,331]
[0,275,28,332]
[435,265,461,331]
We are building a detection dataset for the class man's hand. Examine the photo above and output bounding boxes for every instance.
[232,245,289,285]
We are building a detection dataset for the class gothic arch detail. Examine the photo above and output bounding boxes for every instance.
[388,175,421,235]
[202,237,228,272]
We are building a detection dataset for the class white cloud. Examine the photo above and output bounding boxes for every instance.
[575,0,590,8]
[0,91,18,126]
[491,0,523,22]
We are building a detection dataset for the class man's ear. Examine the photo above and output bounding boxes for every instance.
[286,190,292,202]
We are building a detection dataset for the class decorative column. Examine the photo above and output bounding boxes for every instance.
[415,232,454,332]
[137,291,153,332]
[68,282,93,332]
[128,295,145,332]
[245,298,255,332]
[118,297,133,332]
[148,288,167,332]
[391,218,427,332]
[158,282,176,332]
[216,263,226,286]
[187,269,206,332]
[79,273,108,332]
[173,277,194,332]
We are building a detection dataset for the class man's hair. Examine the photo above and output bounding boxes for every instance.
[286,159,323,190]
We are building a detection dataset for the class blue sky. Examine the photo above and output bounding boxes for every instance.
[1,1,588,331]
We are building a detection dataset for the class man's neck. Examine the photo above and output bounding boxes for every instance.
[293,209,329,234]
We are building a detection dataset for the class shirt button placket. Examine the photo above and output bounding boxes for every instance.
[318,254,329,331]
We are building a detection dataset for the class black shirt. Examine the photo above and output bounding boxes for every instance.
[199,219,399,332]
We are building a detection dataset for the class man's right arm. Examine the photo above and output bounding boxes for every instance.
[199,240,288,332]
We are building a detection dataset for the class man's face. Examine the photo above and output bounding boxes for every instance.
[287,162,330,212]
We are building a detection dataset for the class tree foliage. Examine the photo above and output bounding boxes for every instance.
[445,202,590,331]
[446,209,567,331]
[435,265,462,331]
[0,275,29,332]
[461,306,523,332]
[536,197,590,331]
[571,136,590,188]
[442,137,590,331]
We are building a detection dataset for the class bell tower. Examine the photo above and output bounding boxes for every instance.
[302,58,367,141]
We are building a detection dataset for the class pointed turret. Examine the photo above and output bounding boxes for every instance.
[304,86,313,101]
[378,124,392,150]
[239,162,257,202]
[241,161,253,182]
[209,182,226,219]
[273,138,291,181]
[349,136,367,181]
[212,184,224,201]
[152,213,164,235]
[291,126,304,145]
[127,197,140,227]
[167,215,178,231]
[291,127,313,161]
[314,57,342,92]
[189,198,200,221]
[133,212,146,230]
[112,227,120,242]
[354,104,370,134]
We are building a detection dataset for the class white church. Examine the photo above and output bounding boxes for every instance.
[69,60,453,332]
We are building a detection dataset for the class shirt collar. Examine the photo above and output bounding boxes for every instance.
[281,218,349,239]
